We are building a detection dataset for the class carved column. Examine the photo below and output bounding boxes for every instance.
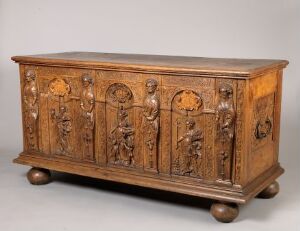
[23,70,39,151]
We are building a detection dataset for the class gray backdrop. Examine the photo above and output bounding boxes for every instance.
[0,0,299,230]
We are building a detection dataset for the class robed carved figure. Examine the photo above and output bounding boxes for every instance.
[80,75,95,161]
[110,106,135,166]
[177,118,203,176]
[143,79,160,170]
[215,83,235,181]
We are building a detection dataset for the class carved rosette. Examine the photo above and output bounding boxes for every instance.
[107,83,135,167]
[80,75,95,161]
[23,70,39,150]
[215,83,235,182]
[143,79,160,170]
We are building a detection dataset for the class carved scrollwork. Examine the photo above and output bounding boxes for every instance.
[50,105,72,155]
[174,118,203,176]
[80,75,95,161]
[23,70,39,150]
[216,83,235,181]
[109,106,135,166]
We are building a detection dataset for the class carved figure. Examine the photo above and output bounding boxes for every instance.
[51,106,72,155]
[143,79,160,169]
[216,83,235,180]
[110,106,135,166]
[23,70,39,150]
[80,75,95,160]
[177,118,203,176]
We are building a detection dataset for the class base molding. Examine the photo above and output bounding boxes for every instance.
[13,153,284,204]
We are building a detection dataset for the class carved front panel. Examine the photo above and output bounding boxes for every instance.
[32,66,95,161]
[95,71,161,171]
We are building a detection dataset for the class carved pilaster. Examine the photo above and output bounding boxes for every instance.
[143,79,160,170]
[23,70,39,151]
[80,75,95,161]
[216,83,235,182]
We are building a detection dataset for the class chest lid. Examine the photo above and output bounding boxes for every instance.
[12,52,288,79]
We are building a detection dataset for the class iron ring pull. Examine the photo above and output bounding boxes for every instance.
[255,117,272,139]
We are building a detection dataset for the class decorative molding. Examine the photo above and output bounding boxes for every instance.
[234,81,245,183]
[23,70,39,150]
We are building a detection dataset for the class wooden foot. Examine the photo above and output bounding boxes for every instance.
[210,202,239,223]
[257,181,279,199]
[27,167,51,185]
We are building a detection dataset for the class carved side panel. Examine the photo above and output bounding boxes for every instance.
[23,70,39,151]
[215,81,236,182]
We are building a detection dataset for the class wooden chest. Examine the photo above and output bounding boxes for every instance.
[12,52,288,222]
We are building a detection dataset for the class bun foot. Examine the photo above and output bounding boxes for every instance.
[257,181,279,199]
[210,202,239,223]
[27,167,51,185]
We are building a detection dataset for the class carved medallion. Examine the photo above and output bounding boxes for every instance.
[23,70,39,151]
[252,93,274,150]
[109,83,132,103]
[49,78,71,97]
[176,90,202,111]
[143,79,160,170]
